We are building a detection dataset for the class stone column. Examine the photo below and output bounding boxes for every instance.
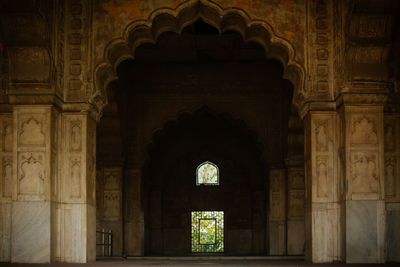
[124,168,143,256]
[11,106,57,263]
[286,167,305,255]
[268,168,286,255]
[340,104,385,263]
[96,166,123,256]
[304,111,341,263]
[54,112,96,262]
[384,113,400,262]
[0,113,13,262]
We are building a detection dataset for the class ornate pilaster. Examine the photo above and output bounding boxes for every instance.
[340,103,385,263]
[0,113,12,262]
[96,166,123,256]
[304,110,341,263]
[268,168,286,255]
[384,112,400,262]
[11,106,57,263]
[286,168,305,255]
[54,112,96,262]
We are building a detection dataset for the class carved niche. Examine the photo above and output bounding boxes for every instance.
[351,152,378,194]
[385,157,396,198]
[315,120,328,152]
[288,191,305,218]
[270,193,282,220]
[19,117,45,146]
[104,170,119,190]
[270,172,281,193]
[316,156,329,198]
[2,157,12,198]
[351,117,378,145]
[70,120,82,152]
[70,157,81,198]
[18,153,45,196]
[384,124,395,152]
[3,123,12,152]
[289,171,304,190]
[104,191,120,220]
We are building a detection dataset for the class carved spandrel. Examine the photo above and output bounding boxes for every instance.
[351,152,378,194]
[18,152,45,196]
[385,157,396,198]
[70,157,81,198]
[316,156,329,198]
[19,117,45,146]
[351,116,378,145]
[2,156,12,198]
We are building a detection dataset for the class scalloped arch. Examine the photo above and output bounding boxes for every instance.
[93,0,305,115]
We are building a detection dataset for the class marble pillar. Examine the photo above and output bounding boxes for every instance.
[384,113,400,262]
[268,168,286,255]
[96,167,123,256]
[11,106,56,263]
[54,113,96,262]
[0,113,12,262]
[304,111,341,263]
[341,105,385,263]
[287,168,305,255]
[124,168,143,256]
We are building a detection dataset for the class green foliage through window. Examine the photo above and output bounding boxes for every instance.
[191,211,224,253]
[196,161,219,185]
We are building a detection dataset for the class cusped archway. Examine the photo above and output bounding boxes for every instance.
[92,0,305,115]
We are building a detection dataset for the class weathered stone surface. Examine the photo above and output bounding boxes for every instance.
[346,200,385,263]
[11,201,51,263]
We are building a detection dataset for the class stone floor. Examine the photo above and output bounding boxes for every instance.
[0,258,399,267]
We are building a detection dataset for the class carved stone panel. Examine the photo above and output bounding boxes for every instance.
[3,123,12,152]
[384,123,396,152]
[2,157,12,199]
[70,157,81,198]
[385,157,396,199]
[18,115,46,147]
[8,46,51,83]
[350,152,379,196]
[316,156,329,198]
[314,120,328,152]
[288,170,304,190]
[351,116,378,145]
[17,152,45,200]
[103,190,120,220]
[288,190,305,218]
[70,120,82,152]
[104,168,121,190]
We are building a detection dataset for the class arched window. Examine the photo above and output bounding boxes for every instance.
[196,161,219,186]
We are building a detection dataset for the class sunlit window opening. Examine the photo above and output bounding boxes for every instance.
[191,211,224,253]
[196,161,219,185]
